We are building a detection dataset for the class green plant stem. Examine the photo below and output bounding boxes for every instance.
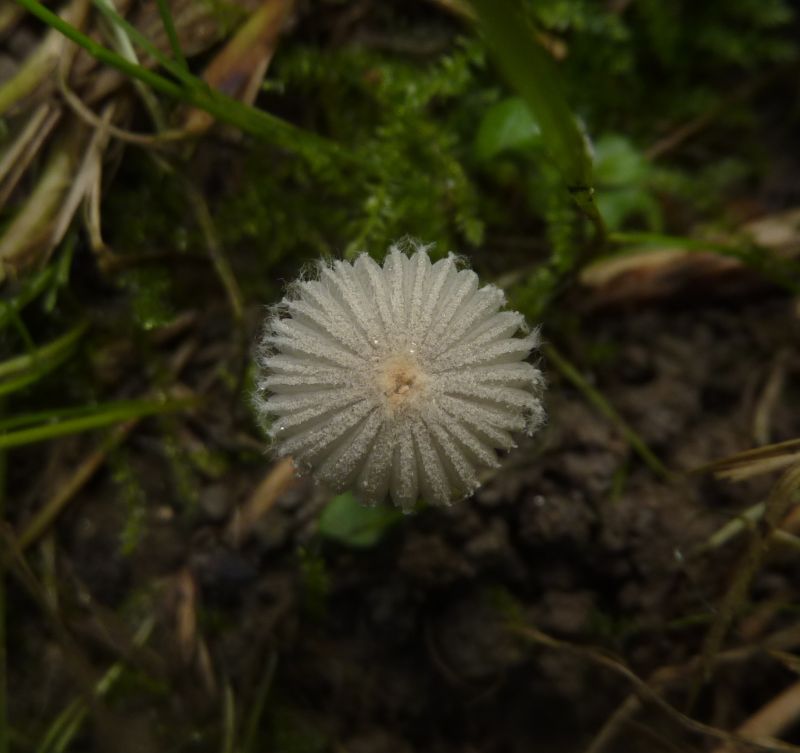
[15,420,136,553]
[154,0,188,74]
[470,0,603,236]
[221,684,236,753]
[0,404,7,753]
[0,266,55,330]
[0,395,197,450]
[16,0,183,96]
[15,0,350,165]
[241,652,277,753]
[609,231,800,293]
[689,463,800,709]
[543,342,670,479]
[91,0,196,90]
[0,321,87,381]
[93,0,168,131]
[34,616,155,753]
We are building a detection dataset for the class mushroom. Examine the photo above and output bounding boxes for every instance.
[254,241,545,510]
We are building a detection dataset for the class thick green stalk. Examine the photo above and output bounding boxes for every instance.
[470,0,604,234]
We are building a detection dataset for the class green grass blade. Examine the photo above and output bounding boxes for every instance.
[241,652,277,753]
[470,0,596,213]
[0,395,197,449]
[221,683,236,753]
[154,0,189,74]
[609,230,800,292]
[34,616,156,753]
[16,0,184,97]
[0,432,6,753]
[0,354,73,397]
[34,700,83,753]
[91,0,196,90]
[17,0,349,165]
[0,265,56,330]
[92,0,169,130]
[0,321,87,383]
[0,396,191,432]
[543,343,671,480]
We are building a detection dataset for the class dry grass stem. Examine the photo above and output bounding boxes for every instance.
[226,457,298,546]
[710,681,800,753]
[512,623,800,753]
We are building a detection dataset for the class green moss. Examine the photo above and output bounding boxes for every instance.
[215,39,487,266]
[101,0,799,322]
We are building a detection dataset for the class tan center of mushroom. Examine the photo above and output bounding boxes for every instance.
[376,354,429,415]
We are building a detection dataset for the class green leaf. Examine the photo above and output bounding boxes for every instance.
[591,135,661,231]
[474,96,542,161]
[596,188,662,232]
[593,135,649,187]
[317,492,402,548]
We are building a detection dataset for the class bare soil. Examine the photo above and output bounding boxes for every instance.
[8,283,800,753]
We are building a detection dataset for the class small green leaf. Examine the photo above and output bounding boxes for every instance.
[597,188,662,232]
[317,492,402,548]
[592,135,661,231]
[593,135,648,187]
[474,97,542,161]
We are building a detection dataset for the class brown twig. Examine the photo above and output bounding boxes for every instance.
[511,622,800,753]
[710,682,800,753]
[226,457,297,546]
[645,71,780,161]
[15,419,139,554]
[689,464,800,708]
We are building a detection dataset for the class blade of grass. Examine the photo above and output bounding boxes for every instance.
[692,438,800,482]
[35,700,83,753]
[221,683,237,753]
[35,616,156,753]
[182,0,294,134]
[696,502,766,554]
[0,398,153,432]
[0,394,197,450]
[470,0,601,226]
[44,232,76,313]
[0,103,60,207]
[7,306,37,355]
[0,0,87,117]
[0,420,7,753]
[91,0,201,90]
[543,342,670,479]
[0,321,87,383]
[510,621,800,753]
[0,353,76,397]
[15,419,137,552]
[241,652,278,753]
[184,179,244,322]
[0,130,80,278]
[0,266,56,332]
[92,0,167,131]
[609,231,800,293]
[689,463,800,709]
[154,0,189,74]
[16,0,348,165]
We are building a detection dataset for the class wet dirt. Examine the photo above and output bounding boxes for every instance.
[7,291,800,753]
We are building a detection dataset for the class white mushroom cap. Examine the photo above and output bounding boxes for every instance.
[254,241,545,510]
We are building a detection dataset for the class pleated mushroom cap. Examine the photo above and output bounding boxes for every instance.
[255,242,545,510]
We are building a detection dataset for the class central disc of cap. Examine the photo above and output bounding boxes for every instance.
[376,353,429,415]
